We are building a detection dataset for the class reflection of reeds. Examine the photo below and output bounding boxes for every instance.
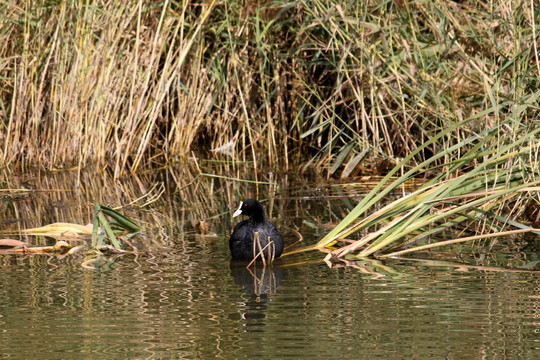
[0,167,171,246]
[0,163,300,248]
[245,262,279,296]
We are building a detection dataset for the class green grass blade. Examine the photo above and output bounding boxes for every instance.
[100,205,140,232]
[92,204,101,248]
[97,211,122,249]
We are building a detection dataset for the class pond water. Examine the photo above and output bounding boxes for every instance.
[0,167,539,359]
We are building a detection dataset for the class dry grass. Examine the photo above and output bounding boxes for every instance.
[0,0,538,178]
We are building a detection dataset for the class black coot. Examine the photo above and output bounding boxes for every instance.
[229,199,283,260]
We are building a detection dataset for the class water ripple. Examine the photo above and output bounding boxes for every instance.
[1,250,539,359]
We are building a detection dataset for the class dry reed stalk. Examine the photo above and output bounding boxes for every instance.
[0,0,538,178]
[246,232,276,268]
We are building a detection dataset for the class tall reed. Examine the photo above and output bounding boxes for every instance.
[0,0,538,177]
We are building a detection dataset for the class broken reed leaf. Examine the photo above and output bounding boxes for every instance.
[91,204,140,250]
[10,241,72,254]
[379,229,540,258]
[96,211,122,250]
[0,239,27,247]
[92,204,101,248]
[100,205,141,232]
[22,223,93,236]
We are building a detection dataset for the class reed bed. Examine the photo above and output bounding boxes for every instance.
[0,0,537,175]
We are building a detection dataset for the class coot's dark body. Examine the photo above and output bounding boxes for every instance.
[229,199,283,260]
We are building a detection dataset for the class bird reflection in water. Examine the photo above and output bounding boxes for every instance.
[229,260,285,329]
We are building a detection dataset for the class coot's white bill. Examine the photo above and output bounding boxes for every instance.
[233,201,244,218]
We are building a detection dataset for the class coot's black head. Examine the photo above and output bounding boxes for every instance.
[233,199,265,222]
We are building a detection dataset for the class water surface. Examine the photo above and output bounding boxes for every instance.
[0,168,538,359]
